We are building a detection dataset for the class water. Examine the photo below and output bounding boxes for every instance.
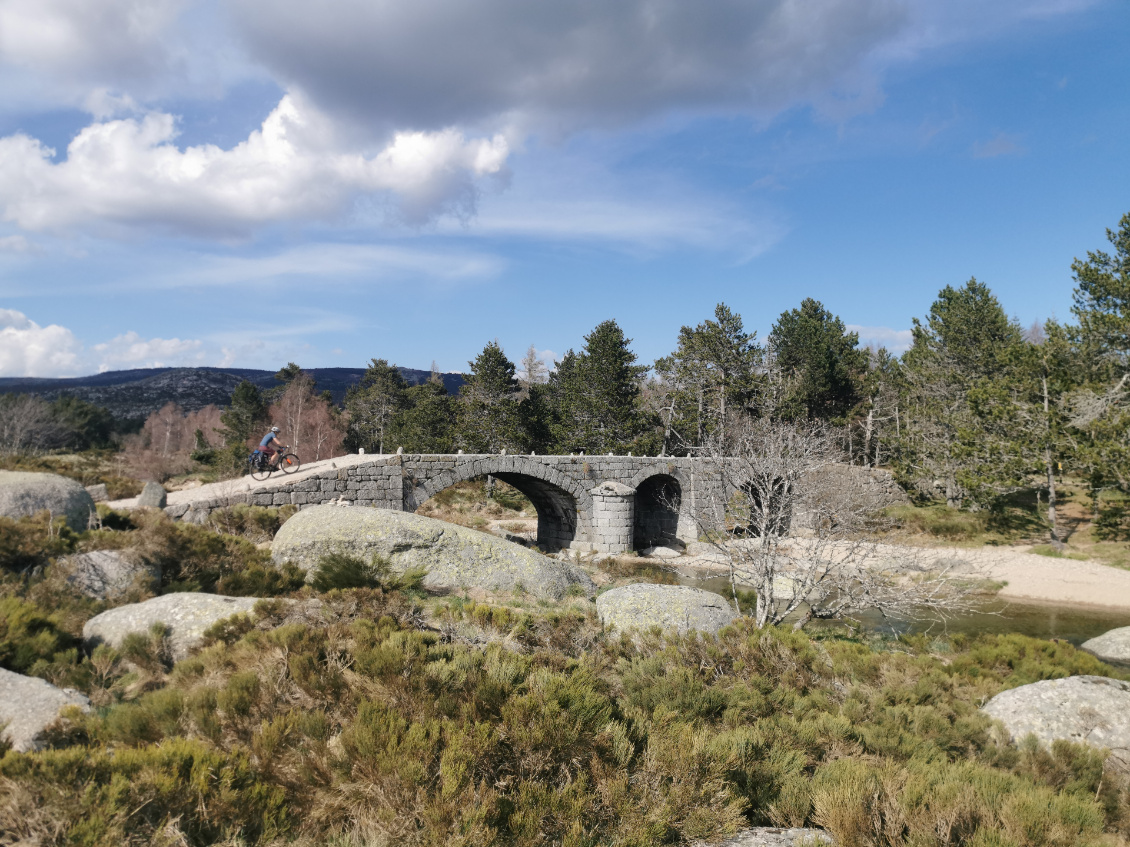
[676,571,1130,646]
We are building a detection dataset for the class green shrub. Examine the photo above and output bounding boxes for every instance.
[0,513,78,573]
[216,562,307,596]
[0,738,288,845]
[310,552,385,592]
[310,552,425,594]
[1095,500,1130,541]
[0,596,77,675]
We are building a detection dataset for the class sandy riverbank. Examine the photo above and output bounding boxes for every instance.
[669,541,1130,612]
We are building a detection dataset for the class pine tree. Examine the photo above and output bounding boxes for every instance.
[768,299,867,421]
[1065,211,1130,510]
[343,359,407,454]
[899,279,1023,507]
[654,303,761,452]
[458,341,524,453]
[549,320,652,454]
[220,380,268,447]
[389,381,457,454]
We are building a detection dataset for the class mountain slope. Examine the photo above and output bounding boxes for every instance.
[0,366,465,422]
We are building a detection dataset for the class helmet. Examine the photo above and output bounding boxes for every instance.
[271,426,280,432]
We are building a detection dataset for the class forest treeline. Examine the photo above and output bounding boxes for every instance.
[4,212,1130,538]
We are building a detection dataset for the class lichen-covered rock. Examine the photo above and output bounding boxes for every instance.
[0,667,90,752]
[640,545,681,560]
[1081,627,1130,666]
[0,470,96,532]
[696,828,832,847]
[273,505,594,600]
[981,675,1130,769]
[596,584,737,636]
[85,483,108,502]
[136,481,168,509]
[57,550,159,599]
[83,593,262,661]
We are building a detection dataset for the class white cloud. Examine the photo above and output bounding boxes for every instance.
[0,94,510,236]
[160,243,504,288]
[0,235,36,254]
[0,308,208,376]
[90,331,205,372]
[847,324,913,353]
[0,307,81,376]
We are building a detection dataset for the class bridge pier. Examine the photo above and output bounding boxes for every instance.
[588,481,635,554]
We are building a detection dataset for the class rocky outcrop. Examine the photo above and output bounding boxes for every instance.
[0,668,90,752]
[136,481,168,509]
[57,550,159,599]
[83,593,262,662]
[981,675,1130,769]
[0,470,96,532]
[596,584,737,636]
[272,505,594,600]
[1081,627,1130,666]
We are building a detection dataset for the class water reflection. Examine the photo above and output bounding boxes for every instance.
[676,570,1130,646]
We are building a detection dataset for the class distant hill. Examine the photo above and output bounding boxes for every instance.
[0,366,465,423]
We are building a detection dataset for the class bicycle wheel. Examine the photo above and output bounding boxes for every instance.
[250,457,273,481]
[279,453,301,474]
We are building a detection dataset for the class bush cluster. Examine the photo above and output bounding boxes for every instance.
[4,595,1129,846]
[3,510,1130,846]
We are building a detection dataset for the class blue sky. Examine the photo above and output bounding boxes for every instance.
[0,0,1127,377]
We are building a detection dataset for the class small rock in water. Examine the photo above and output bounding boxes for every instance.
[1081,626,1130,666]
[0,667,90,752]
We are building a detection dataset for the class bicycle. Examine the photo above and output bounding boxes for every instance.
[248,449,302,481]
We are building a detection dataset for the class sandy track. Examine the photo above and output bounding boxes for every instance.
[676,541,1130,612]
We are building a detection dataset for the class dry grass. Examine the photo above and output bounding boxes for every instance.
[415,478,534,532]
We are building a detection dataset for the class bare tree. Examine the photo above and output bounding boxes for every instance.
[697,417,982,629]
[0,393,62,455]
[120,402,195,481]
[518,344,549,394]
[269,378,346,462]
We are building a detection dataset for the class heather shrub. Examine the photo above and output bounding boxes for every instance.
[0,573,1127,846]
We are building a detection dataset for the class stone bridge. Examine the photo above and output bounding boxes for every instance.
[160,452,732,554]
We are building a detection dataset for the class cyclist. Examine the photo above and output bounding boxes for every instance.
[259,426,289,467]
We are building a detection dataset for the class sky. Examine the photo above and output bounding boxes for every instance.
[0,0,1127,378]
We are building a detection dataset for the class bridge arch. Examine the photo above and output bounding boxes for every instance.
[411,457,594,552]
[631,473,683,549]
